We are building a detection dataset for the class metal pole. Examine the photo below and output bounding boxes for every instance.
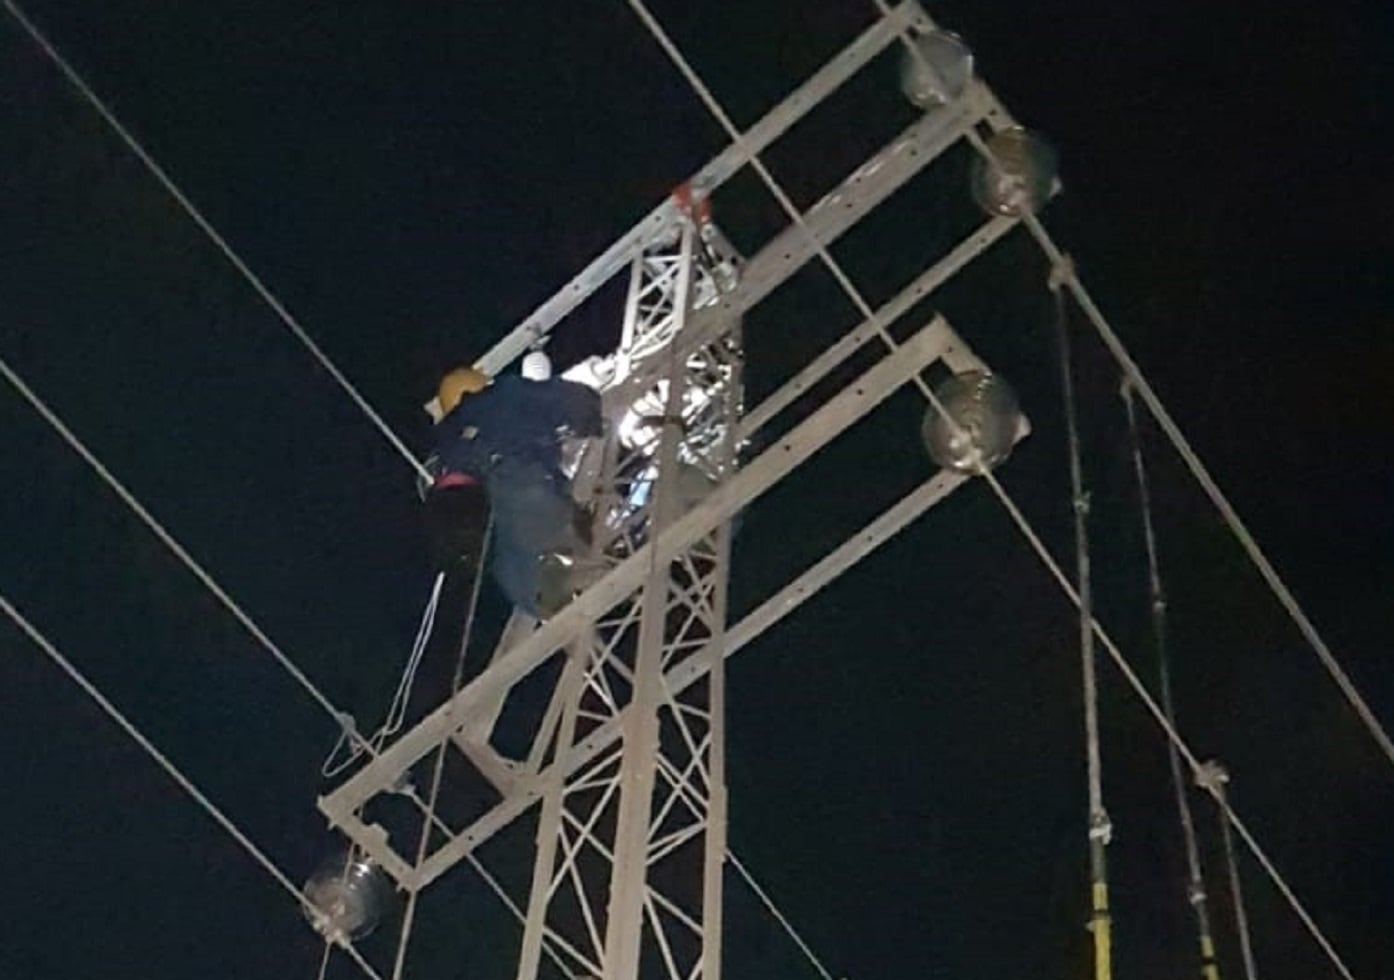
[1122,384,1221,980]
[1198,762,1260,980]
[602,221,698,980]
[1051,265,1113,980]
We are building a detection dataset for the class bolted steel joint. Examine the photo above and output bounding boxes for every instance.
[1073,491,1092,517]
[1089,810,1114,845]
[1194,759,1231,791]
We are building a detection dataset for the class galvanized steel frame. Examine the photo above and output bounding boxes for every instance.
[319,3,1034,978]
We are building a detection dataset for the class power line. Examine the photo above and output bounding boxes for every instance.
[1,0,431,484]
[0,352,360,744]
[1122,382,1223,980]
[727,853,836,980]
[0,592,385,980]
[978,463,1356,980]
[1,348,567,978]
[392,521,491,980]
[1020,211,1394,771]
[621,3,1358,977]
[1052,275,1113,980]
[1197,763,1260,980]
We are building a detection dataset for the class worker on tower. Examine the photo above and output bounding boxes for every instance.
[423,351,605,617]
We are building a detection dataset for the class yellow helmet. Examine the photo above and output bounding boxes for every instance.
[437,366,489,415]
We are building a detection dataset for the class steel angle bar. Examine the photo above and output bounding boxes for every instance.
[348,465,980,891]
[321,317,953,885]
[414,318,944,890]
[683,0,925,195]
[477,1,925,376]
[609,93,984,409]
[457,462,992,857]
[739,212,1018,439]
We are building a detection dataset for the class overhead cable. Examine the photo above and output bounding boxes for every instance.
[1020,208,1394,770]
[1052,273,1113,980]
[1122,381,1222,980]
[621,3,1358,976]
[0,353,362,748]
[0,593,384,980]
[1197,763,1261,980]
[2,0,430,483]
[391,519,492,980]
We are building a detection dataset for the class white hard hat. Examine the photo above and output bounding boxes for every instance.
[521,350,552,381]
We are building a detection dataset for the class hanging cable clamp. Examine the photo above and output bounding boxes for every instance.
[1187,883,1209,907]
[1048,254,1076,293]
[1089,810,1114,845]
[1073,490,1092,518]
[334,710,361,743]
[1194,759,1230,792]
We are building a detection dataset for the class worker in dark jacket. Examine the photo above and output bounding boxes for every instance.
[421,366,491,576]
[425,354,603,616]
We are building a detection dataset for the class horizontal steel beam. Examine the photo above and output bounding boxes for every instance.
[321,317,956,882]
[608,89,985,410]
[477,1,926,376]
[362,463,995,890]
[739,212,1018,439]
[673,468,973,689]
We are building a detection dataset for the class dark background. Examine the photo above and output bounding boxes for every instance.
[2,1,1391,978]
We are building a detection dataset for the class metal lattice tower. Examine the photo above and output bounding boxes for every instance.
[318,4,1034,978]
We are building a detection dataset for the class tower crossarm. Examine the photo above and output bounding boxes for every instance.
[319,315,981,889]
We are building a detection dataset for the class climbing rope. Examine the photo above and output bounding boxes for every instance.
[624,3,1359,976]
[2,0,431,484]
[1051,269,1113,980]
[314,570,450,977]
[322,571,447,779]
[1122,381,1222,980]
[390,515,492,980]
[1,350,531,979]
[7,3,1368,976]
[0,592,385,980]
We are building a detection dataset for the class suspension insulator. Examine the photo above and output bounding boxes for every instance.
[971,127,1058,217]
[921,371,1021,473]
[899,30,973,109]
[302,851,393,945]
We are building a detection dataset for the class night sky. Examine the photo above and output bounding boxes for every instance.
[2,2,1391,979]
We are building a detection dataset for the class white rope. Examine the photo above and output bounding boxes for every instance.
[622,5,1358,977]
[391,516,491,980]
[314,934,335,980]
[727,852,837,980]
[1,0,431,484]
[2,339,568,978]
[322,572,446,779]
[0,592,385,980]
[0,352,366,752]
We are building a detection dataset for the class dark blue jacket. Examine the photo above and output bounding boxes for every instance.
[433,374,602,481]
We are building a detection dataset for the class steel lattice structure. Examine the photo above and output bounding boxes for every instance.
[319,4,1032,978]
